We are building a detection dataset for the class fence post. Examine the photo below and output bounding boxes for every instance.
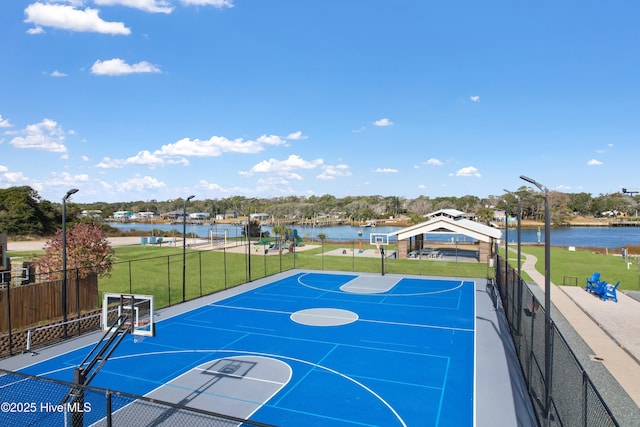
[199,252,203,298]
[582,371,588,426]
[106,390,112,427]
[75,269,80,336]
[166,256,171,305]
[128,260,132,294]
[352,240,355,272]
[7,275,13,356]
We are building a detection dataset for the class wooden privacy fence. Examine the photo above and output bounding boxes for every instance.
[0,271,99,332]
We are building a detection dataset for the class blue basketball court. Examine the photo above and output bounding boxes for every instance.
[1,271,500,426]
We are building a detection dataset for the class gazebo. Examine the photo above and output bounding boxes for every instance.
[389,209,502,262]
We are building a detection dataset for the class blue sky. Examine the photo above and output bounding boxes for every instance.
[1,1,639,203]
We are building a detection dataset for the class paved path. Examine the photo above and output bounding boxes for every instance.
[519,250,640,407]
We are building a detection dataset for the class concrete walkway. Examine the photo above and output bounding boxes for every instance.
[519,250,640,407]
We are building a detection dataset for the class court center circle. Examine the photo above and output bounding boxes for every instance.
[290,308,358,326]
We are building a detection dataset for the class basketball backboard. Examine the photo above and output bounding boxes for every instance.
[102,293,155,337]
[369,233,389,245]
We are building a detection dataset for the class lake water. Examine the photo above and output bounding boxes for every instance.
[107,222,640,249]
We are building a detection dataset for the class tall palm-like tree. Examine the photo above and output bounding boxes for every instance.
[317,233,327,269]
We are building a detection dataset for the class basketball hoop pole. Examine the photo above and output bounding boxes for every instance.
[380,245,385,276]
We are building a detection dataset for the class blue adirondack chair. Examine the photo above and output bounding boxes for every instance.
[585,272,601,292]
[602,281,620,302]
[591,281,609,299]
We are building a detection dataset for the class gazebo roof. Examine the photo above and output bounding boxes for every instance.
[389,214,502,243]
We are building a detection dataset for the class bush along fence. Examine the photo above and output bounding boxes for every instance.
[494,254,618,427]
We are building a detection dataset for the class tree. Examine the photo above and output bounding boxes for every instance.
[0,186,58,236]
[271,224,288,250]
[36,222,114,280]
[475,207,495,224]
[317,232,327,269]
[241,220,262,238]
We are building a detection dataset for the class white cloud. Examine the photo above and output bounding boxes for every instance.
[198,179,228,192]
[10,118,67,152]
[257,176,294,185]
[3,171,29,183]
[50,70,68,77]
[418,184,426,189]
[249,154,323,176]
[587,159,603,166]
[49,172,90,186]
[352,126,366,133]
[81,156,90,161]
[94,0,174,14]
[317,164,351,180]
[426,158,443,166]
[455,166,481,177]
[156,136,263,157]
[256,134,287,146]
[0,115,11,128]
[373,118,393,127]
[286,131,308,140]
[117,175,166,192]
[374,168,398,173]
[96,157,124,169]
[316,165,351,181]
[96,133,289,170]
[91,58,161,76]
[470,95,480,102]
[180,0,234,7]
[125,150,168,166]
[27,26,45,35]
[24,3,131,35]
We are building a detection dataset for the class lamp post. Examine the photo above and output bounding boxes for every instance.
[62,188,79,339]
[520,175,552,426]
[182,195,195,303]
[246,202,252,282]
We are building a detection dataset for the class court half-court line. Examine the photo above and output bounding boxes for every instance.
[191,303,474,333]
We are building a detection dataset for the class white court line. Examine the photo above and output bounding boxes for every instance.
[194,365,287,386]
[106,349,408,427]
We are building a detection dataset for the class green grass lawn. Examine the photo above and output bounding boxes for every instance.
[95,243,493,308]
[513,245,640,291]
[12,241,636,309]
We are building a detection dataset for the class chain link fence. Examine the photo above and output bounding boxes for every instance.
[0,368,275,427]
[2,239,495,356]
[494,254,618,427]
